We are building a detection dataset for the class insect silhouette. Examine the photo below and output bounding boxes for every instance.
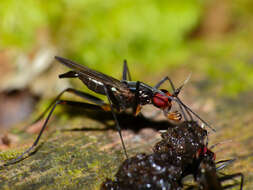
[2,56,214,167]
[185,146,244,190]
[101,121,243,190]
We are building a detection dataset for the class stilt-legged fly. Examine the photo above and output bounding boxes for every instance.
[55,56,215,127]
[188,146,244,190]
[2,56,215,167]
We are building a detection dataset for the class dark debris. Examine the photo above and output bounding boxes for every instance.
[101,121,207,190]
[101,121,243,190]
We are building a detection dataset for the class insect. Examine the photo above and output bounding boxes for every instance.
[187,146,244,190]
[54,56,214,150]
[101,121,243,190]
[2,56,214,167]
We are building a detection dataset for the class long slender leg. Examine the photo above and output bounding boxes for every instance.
[176,98,216,132]
[59,70,79,78]
[58,71,106,106]
[30,88,107,125]
[154,76,192,121]
[122,60,132,81]
[219,173,244,190]
[155,74,191,95]
[103,86,128,158]
[2,100,104,167]
[133,81,140,115]
[216,159,236,171]
[154,76,172,90]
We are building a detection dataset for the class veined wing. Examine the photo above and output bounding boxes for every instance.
[55,56,129,95]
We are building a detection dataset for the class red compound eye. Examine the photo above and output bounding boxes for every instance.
[197,147,207,157]
[152,89,172,109]
[196,147,216,160]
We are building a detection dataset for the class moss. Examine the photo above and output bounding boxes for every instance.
[0,113,129,190]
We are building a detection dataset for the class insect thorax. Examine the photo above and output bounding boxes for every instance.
[139,90,152,105]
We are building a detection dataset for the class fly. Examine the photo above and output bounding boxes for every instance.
[2,56,215,167]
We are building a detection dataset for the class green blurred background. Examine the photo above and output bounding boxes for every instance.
[0,0,253,189]
[1,0,253,97]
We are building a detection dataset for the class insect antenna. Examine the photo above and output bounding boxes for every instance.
[122,59,132,81]
[167,75,194,121]
[176,98,216,132]
[209,140,233,150]
[172,73,192,97]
